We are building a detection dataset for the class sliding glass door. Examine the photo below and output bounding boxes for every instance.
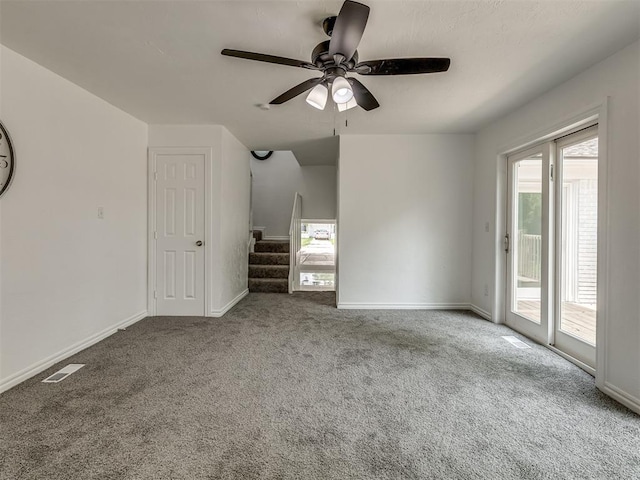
[505,125,598,368]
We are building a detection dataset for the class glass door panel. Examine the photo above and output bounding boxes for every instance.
[299,221,336,291]
[506,145,550,344]
[554,127,598,366]
[513,155,543,323]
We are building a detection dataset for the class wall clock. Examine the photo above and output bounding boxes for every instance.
[0,121,15,198]
[251,150,273,161]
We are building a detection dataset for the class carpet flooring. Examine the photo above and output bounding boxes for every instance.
[1,292,639,479]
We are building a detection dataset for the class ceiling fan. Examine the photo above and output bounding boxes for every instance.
[221,0,450,112]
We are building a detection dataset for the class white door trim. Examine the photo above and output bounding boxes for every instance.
[148,147,212,316]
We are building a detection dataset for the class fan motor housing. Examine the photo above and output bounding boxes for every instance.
[312,40,358,70]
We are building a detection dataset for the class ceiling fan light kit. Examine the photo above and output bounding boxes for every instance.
[338,97,358,112]
[221,0,450,112]
[331,76,354,104]
[306,84,328,110]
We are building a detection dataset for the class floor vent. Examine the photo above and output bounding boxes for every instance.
[42,364,85,383]
[501,336,531,349]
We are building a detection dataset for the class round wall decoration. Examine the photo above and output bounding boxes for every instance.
[0,121,15,198]
[251,150,273,160]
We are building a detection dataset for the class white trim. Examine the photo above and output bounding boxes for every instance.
[601,382,640,416]
[337,302,471,310]
[210,289,249,317]
[263,235,290,241]
[594,100,609,392]
[0,310,147,394]
[470,304,492,320]
[148,147,212,317]
[147,149,157,316]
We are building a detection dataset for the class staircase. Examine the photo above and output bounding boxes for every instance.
[248,230,290,293]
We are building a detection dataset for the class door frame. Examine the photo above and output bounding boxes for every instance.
[493,100,609,380]
[148,147,212,316]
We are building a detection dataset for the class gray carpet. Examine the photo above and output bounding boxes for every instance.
[1,292,639,479]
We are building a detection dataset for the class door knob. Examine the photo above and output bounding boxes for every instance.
[196,241,203,247]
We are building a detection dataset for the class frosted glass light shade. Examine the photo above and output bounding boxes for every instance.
[337,97,358,112]
[332,77,354,104]
[306,84,328,110]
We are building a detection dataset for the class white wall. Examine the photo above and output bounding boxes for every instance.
[251,151,337,237]
[471,41,639,411]
[148,125,250,315]
[0,46,148,390]
[217,128,250,310]
[338,134,475,307]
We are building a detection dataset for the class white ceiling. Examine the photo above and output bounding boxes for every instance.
[1,1,638,151]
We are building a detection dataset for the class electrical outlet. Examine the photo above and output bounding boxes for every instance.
[484,284,489,296]
[97,207,104,219]
[484,221,490,232]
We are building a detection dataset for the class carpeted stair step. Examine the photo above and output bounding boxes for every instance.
[252,230,263,242]
[249,252,290,265]
[249,278,288,293]
[255,240,290,254]
[249,265,289,279]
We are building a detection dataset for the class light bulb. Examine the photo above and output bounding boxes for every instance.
[332,77,354,104]
[306,84,328,110]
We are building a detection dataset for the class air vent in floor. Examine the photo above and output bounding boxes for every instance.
[42,364,85,383]
[501,336,531,349]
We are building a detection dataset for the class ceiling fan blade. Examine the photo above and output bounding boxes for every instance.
[270,78,324,105]
[355,58,451,75]
[328,1,370,61]
[347,78,380,111]
[221,49,318,70]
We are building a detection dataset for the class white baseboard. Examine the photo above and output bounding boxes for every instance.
[469,304,492,320]
[337,302,493,321]
[252,226,288,242]
[263,235,289,241]
[337,302,471,310]
[0,310,148,394]
[210,289,249,317]
[601,382,640,415]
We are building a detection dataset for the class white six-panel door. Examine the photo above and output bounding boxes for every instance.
[154,152,205,316]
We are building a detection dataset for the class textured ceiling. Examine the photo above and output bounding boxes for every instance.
[1,1,638,151]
